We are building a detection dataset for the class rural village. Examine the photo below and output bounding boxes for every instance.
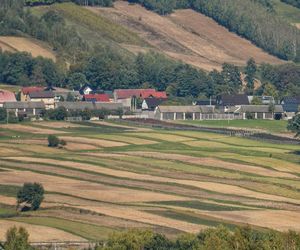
[1,0,300,249]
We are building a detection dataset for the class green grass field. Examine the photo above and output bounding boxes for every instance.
[181,119,289,133]
[0,120,299,242]
[273,0,300,23]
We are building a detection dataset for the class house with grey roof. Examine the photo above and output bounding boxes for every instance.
[55,102,125,111]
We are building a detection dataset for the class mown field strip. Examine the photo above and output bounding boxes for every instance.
[4,157,300,205]
[0,220,84,242]
[122,152,298,179]
[59,136,128,147]
[0,124,65,134]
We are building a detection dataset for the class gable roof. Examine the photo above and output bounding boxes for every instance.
[143,98,166,109]
[56,102,124,111]
[0,90,16,103]
[84,94,110,102]
[21,86,44,95]
[282,96,300,105]
[4,101,45,109]
[234,105,284,113]
[29,91,54,99]
[217,94,249,106]
[114,89,167,99]
[157,105,214,113]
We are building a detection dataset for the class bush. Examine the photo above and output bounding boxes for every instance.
[48,134,60,147]
[4,226,32,250]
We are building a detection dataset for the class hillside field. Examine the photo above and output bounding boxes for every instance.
[0,36,56,62]
[0,120,299,242]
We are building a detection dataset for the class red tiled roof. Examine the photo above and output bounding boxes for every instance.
[84,94,110,102]
[115,89,167,99]
[22,87,44,95]
[0,90,16,104]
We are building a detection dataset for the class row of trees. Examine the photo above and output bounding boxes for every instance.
[129,0,300,62]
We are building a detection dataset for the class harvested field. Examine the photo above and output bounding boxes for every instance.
[124,152,297,179]
[34,121,88,129]
[0,121,299,239]
[196,210,300,232]
[60,136,127,147]
[0,170,187,203]
[90,2,283,71]
[0,124,64,134]
[90,121,152,132]
[0,220,84,242]
[0,36,56,61]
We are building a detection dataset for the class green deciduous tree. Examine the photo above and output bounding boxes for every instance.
[287,114,300,137]
[245,58,257,94]
[4,226,32,250]
[17,183,44,211]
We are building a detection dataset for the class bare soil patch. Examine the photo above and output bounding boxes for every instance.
[0,195,16,206]
[0,36,56,61]
[0,220,84,242]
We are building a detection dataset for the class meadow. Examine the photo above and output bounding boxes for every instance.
[0,120,299,242]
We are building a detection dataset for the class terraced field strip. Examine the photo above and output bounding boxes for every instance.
[0,124,64,134]
[4,157,300,205]
[12,217,115,241]
[123,152,298,179]
[59,136,128,147]
[90,121,153,132]
[192,210,300,232]
[123,132,196,142]
[90,134,158,145]
[0,220,84,242]
[0,195,16,206]
[32,121,89,129]
[0,170,188,203]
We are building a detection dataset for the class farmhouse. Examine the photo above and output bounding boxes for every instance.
[142,98,166,111]
[217,94,249,111]
[28,91,55,110]
[0,90,16,107]
[3,101,45,117]
[154,105,215,120]
[114,89,167,110]
[20,86,44,101]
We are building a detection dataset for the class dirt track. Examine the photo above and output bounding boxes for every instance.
[0,36,56,61]
[89,2,283,71]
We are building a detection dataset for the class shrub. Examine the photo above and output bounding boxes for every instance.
[48,134,60,147]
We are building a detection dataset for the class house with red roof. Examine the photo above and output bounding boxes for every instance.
[21,86,44,101]
[83,94,110,103]
[114,89,167,110]
[0,90,16,107]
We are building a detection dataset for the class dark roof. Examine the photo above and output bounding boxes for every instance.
[56,102,124,111]
[217,94,249,106]
[157,105,214,113]
[143,98,165,109]
[195,100,216,106]
[229,105,284,113]
[3,101,45,109]
[29,91,54,99]
[282,96,300,105]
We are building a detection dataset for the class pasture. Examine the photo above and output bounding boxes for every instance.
[0,120,299,242]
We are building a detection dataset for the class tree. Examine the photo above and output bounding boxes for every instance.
[4,226,32,250]
[287,114,300,137]
[48,134,60,147]
[245,58,257,94]
[17,183,44,211]
[67,72,88,90]
[0,108,7,122]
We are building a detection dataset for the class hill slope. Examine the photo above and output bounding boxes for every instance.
[0,36,56,61]
[88,1,283,71]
